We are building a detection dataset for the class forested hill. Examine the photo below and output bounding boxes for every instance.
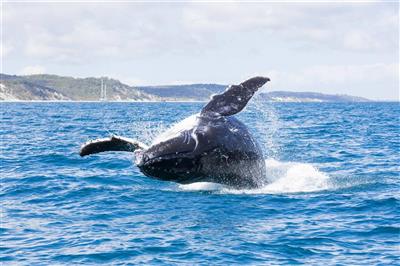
[0,74,159,101]
[0,73,370,102]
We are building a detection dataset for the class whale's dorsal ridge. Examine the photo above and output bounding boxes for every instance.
[201,76,270,117]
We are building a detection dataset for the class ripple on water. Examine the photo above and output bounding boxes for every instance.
[1,102,399,265]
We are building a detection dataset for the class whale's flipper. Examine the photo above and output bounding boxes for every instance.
[201,76,270,116]
[80,135,147,157]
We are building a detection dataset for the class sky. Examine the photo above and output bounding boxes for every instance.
[2,1,399,100]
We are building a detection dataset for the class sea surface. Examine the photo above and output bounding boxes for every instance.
[1,101,399,265]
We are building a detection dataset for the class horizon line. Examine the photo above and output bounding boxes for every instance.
[1,72,397,101]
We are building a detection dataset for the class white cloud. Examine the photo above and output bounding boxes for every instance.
[290,63,396,84]
[265,63,398,99]
[20,65,46,75]
[4,3,201,63]
[0,42,13,57]
[4,2,398,64]
[2,2,398,99]
[182,2,399,52]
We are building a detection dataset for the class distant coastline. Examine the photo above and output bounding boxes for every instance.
[0,100,209,103]
[1,73,372,102]
[2,100,395,104]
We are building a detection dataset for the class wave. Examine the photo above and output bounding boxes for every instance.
[179,159,331,194]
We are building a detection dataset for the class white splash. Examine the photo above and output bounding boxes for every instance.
[179,159,331,194]
[178,182,225,191]
[247,97,281,158]
[257,159,330,193]
[151,114,199,145]
[136,120,168,146]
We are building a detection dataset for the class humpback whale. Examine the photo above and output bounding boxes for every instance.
[80,76,270,188]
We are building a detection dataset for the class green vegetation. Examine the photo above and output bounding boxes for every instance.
[0,73,370,102]
[0,74,159,101]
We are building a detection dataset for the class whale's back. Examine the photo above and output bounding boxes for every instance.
[138,114,266,188]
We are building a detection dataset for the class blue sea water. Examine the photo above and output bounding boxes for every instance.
[1,101,399,265]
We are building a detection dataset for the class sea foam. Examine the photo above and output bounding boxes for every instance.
[179,159,331,194]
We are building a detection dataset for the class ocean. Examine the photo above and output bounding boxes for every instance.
[1,101,399,265]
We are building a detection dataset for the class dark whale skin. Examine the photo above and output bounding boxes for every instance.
[79,76,270,188]
[137,114,266,188]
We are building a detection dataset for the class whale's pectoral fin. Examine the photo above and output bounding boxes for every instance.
[201,76,270,116]
[79,135,148,157]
